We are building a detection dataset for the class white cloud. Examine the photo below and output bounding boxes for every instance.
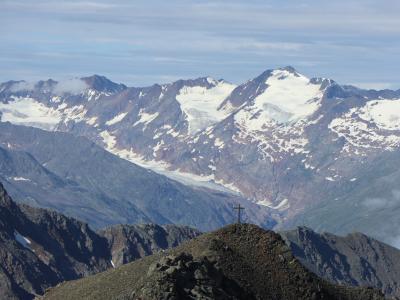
[53,79,88,94]
[10,81,36,92]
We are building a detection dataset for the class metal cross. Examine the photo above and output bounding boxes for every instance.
[233,204,245,224]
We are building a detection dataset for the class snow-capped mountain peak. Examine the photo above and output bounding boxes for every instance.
[251,68,324,123]
[221,67,326,129]
[218,66,330,119]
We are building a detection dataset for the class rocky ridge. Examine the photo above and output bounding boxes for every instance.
[43,224,384,300]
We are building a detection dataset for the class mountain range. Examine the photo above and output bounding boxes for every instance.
[1,67,400,246]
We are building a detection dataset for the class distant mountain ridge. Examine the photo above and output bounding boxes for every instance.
[0,182,200,299]
[99,223,199,268]
[281,227,400,298]
[0,122,273,231]
[1,67,400,245]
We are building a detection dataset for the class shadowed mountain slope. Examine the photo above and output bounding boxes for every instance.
[281,227,400,298]
[0,183,200,299]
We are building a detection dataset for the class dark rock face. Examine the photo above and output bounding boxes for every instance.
[81,75,127,93]
[0,182,110,299]
[281,227,400,298]
[99,224,201,268]
[43,224,384,300]
[0,183,201,299]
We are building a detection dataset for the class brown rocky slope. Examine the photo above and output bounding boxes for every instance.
[43,224,384,300]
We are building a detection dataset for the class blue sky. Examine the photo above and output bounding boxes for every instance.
[1,0,399,89]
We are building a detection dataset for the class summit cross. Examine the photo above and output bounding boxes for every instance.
[233,204,245,224]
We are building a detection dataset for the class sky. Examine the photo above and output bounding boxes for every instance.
[1,0,399,89]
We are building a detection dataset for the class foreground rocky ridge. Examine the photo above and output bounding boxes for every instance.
[43,224,384,300]
[0,183,199,299]
[281,227,400,298]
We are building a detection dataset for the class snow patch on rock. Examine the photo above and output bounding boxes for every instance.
[329,100,400,153]
[14,231,32,250]
[106,112,128,126]
[357,99,400,130]
[11,177,30,182]
[133,110,159,128]
[176,80,236,134]
[100,130,117,149]
[0,97,62,130]
[258,198,290,211]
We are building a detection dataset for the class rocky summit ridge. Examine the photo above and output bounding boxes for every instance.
[43,224,384,300]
